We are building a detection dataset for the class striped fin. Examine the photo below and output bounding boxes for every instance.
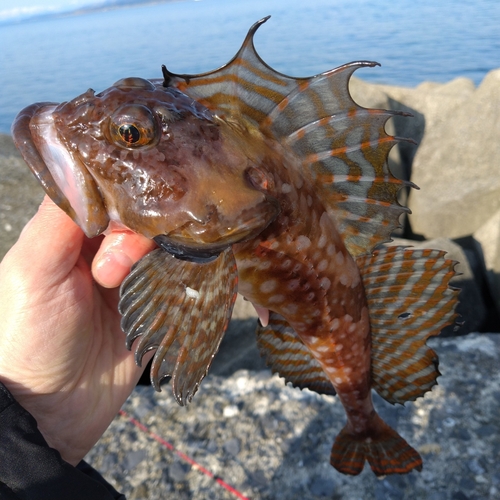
[357,246,459,404]
[331,413,422,476]
[161,16,411,255]
[256,312,336,396]
[119,247,238,405]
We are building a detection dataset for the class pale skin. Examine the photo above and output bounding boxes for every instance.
[0,196,155,466]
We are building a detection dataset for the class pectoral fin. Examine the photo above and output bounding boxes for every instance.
[119,247,238,405]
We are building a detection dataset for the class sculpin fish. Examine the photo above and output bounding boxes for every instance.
[12,17,458,476]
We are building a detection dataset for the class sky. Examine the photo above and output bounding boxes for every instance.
[0,0,102,20]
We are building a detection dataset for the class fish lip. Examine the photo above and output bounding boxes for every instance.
[153,235,227,263]
[11,102,75,216]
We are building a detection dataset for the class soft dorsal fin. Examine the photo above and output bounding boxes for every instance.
[357,246,459,404]
[160,16,411,256]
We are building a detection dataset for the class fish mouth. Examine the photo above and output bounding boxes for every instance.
[154,235,228,263]
[11,101,110,237]
[155,198,280,263]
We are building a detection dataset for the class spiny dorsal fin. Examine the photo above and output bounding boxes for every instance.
[119,247,238,405]
[161,17,411,255]
[256,312,336,396]
[357,246,459,405]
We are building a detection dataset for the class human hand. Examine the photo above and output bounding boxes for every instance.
[0,196,155,465]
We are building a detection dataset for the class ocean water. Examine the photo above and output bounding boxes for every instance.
[0,0,499,133]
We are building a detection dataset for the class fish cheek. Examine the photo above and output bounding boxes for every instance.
[85,150,191,237]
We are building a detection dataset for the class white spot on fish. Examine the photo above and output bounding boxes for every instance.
[340,274,349,286]
[331,318,340,331]
[296,235,311,251]
[316,345,329,352]
[317,259,328,272]
[281,183,292,194]
[260,279,277,293]
[335,251,345,266]
[351,274,360,288]
[268,294,285,304]
[283,303,298,315]
[185,287,200,299]
[320,277,331,290]
[318,233,327,249]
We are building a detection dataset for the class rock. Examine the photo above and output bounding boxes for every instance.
[350,76,476,235]
[0,134,44,260]
[210,294,265,376]
[389,237,488,334]
[408,69,500,239]
[350,76,475,177]
[474,210,500,317]
[85,334,500,500]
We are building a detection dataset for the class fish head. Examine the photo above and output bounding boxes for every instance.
[13,77,280,253]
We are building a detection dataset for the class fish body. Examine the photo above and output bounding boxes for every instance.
[12,17,458,476]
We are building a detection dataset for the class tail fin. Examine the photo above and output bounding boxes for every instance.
[330,413,422,476]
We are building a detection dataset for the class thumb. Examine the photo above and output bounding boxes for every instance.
[9,196,85,284]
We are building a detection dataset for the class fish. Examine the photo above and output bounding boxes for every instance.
[12,17,459,476]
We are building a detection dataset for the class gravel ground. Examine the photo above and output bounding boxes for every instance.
[85,333,500,500]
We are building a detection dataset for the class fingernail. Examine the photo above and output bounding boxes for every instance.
[94,250,133,288]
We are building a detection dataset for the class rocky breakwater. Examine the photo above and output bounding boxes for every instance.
[0,70,499,499]
[350,70,500,331]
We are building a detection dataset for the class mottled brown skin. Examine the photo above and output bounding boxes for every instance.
[230,137,375,439]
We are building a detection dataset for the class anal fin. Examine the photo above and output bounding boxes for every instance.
[256,312,336,396]
[119,247,238,405]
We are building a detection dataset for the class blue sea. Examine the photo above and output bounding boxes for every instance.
[0,0,499,133]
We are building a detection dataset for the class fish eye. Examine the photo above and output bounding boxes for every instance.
[119,124,141,144]
[109,104,158,148]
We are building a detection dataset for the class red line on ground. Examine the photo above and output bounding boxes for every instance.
[118,409,250,500]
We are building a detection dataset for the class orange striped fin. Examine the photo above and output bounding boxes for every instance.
[119,248,238,405]
[331,413,422,476]
[159,17,412,256]
[357,246,459,404]
[256,312,336,396]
